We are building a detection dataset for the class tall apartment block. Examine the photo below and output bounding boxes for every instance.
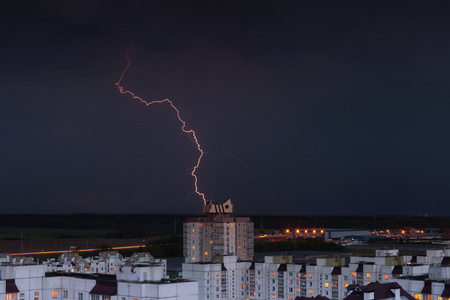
[183,199,254,263]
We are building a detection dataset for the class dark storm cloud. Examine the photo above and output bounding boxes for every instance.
[1,0,450,215]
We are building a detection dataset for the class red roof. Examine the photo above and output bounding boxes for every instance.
[6,279,19,293]
[392,266,403,275]
[89,280,117,296]
[345,282,415,300]
[421,281,432,295]
[355,264,364,273]
[441,284,450,298]
[278,264,287,272]
[332,267,341,275]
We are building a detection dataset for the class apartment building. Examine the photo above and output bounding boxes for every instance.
[183,200,254,263]
[393,248,450,300]
[181,248,428,300]
[0,253,197,300]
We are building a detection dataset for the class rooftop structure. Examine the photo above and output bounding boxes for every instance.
[0,252,197,300]
[2,244,450,300]
[203,199,234,215]
[345,282,415,300]
[181,247,444,300]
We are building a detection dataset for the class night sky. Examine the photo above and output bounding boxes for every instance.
[2,1,450,215]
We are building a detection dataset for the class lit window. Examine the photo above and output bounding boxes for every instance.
[290,296,293,300]
[216,272,219,276]
[325,283,329,288]
[384,274,389,279]
[415,294,422,300]
[272,272,276,276]
[6,294,18,300]
[52,291,57,297]
[297,288,300,293]
[205,252,208,255]
[367,273,371,279]
[309,274,312,278]
[309,290,313,295]
[192,246,195,249]
[241,284,244,289]
[297,273,300,277]
[272,295,276,299]
[192,229,195,232]
[352,272,356,277]
[192,257,195,261]
[34,292,39,296]
[344,284,348,288]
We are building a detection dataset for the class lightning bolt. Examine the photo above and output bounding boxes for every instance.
[115,45,207,205]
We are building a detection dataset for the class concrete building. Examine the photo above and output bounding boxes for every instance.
[295,282,416,300]
[393,248,450,300]
[183,199,254,263]
[182,255,253,300]
[45,251,129,275]
[345,282,415,300]
[0,252,197,300]
[181,248,428,300]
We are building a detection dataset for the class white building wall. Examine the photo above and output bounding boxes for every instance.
[394,278,424,298]
[429,265,450,280]
[145,281,198,300]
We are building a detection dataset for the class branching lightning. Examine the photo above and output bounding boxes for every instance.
[115,46,207,205]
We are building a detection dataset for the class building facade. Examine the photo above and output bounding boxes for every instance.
[183,200,254,263]
[181,248,433,300]
[0,253,198,300]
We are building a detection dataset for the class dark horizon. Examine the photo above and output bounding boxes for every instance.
[0,213,447,218]
[2,1,450,215]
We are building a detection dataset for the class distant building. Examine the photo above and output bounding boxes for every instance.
[183,199,254,263]
[45,251,126,274]
[324,230,372,242]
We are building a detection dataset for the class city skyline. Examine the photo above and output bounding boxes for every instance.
[2,1,450,215]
